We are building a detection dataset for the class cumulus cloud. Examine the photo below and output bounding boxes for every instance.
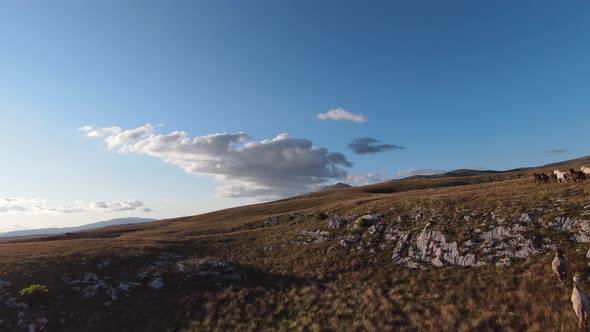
[544,149,567,154]
[315,108,367,123]
[81,124,353,199]
[397,168,446,178]
[89,199,145,212]
[347,137,404,154]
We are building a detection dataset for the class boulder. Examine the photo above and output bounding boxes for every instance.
[147,278,164,290]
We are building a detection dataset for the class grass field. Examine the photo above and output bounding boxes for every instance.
[1,158,590,331]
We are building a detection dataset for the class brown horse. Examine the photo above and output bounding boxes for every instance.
[570,169,587,183]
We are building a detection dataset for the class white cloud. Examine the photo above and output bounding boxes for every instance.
[2,197,152,214]
[89,199,145,212]
[0,205,27,213]
[1,197,45,204]
[315,108,367,123]
[81,124,353,199]
[397,168,446,178]
[78,125,123,138]
[345,173,384,186]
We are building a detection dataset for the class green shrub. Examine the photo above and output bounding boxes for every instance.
[19,284,49,304]
[355,218,374,228]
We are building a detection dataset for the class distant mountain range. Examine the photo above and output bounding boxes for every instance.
[0,217,157,238]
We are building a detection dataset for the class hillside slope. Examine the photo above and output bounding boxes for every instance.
[1,159,590,331]
[0,217,157,238]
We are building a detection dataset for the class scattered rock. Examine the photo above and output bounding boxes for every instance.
[513,240,538,258]
[117,282,140,293]
[480,226,513,243]
[518,214,534,223]
[147,278,164,290]
[354,214,381,228]
[0,279,12,288]
[327,216,347,229]
[367,222,386,236]
[340,234,361,247]
[97,259,110,270]
[5,297,28,309]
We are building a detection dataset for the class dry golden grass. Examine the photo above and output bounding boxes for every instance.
[1,162,590,331]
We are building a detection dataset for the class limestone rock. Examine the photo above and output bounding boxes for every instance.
[411,228,479,267]
[392,232,412,263]
[147,278,164,290]
[327,216,347,228]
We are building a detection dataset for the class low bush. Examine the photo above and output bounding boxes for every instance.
[19,284,49,304]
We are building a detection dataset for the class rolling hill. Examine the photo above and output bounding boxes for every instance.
[319,182,353,191]
[0,217,157,238]
[0,157,590,331]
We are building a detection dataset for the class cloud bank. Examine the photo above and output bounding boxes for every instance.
[0,198,151,214]
[397,168,446,178]
[544,149,567,154]
[80,124,353,199]
[345,173,384,186]
[348,137,404,154]
[315,108,367,123]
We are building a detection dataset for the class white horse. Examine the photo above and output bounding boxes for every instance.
[581,167,590,177]
[572,276,590,330]
[554,170,571,183]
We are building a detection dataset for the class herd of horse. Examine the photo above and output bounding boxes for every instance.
[533,167,590,184]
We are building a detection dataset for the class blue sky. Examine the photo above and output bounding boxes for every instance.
[1,1,589,232]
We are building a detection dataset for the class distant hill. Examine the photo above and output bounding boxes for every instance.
[404,169,503,180]
[541,155,590,168]
[320,183,352,191]
[401,156,590,181]
[0,217,157,238]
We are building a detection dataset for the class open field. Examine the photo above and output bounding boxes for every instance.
[2,158,590,331]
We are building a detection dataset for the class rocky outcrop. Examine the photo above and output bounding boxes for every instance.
[192,257,241,281]
[62,273,139,300]
[327,216,348,228]
[340,234,361,247]
[287,230,334,247]
[367,222,386,236]
[546,217,590,243]
[349,214,381,231]
[405,226,481,267]
[391,232,412,263]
